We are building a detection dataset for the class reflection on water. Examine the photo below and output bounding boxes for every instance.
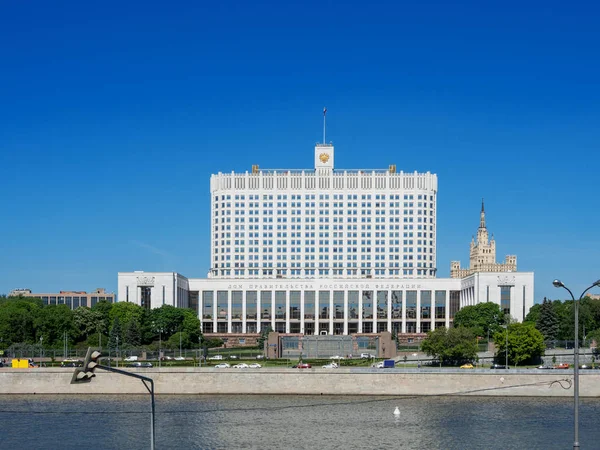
[0,395,599,449]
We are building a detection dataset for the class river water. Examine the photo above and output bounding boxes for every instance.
[1,395,599,449]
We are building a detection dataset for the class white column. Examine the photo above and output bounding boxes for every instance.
[256,292,262,334]
[300,291,305,334]
[212,291,217,333]
[401,290,406,334]
[315,292,320,335]
[387,290,392,333]
[271,291,276,331]
[358,291,363,333]
[285,290,290,334]
[329,290,334,335]
[242,291,247,334]
[227,290,232,334]
[343,290,348,335]
[445,290,451,328]
[416,290,421,333]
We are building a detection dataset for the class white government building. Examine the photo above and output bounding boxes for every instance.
[118,140,534,338]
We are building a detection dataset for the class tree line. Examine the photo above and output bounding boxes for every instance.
[0,295,224,352]
[421,294,600,366]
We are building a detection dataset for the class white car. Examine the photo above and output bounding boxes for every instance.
[174,356,185,361]
[124,356,138,362]
[249,363,262,368]
[322,362,338,369]
[214,363,230,368]
[233,363,249,369]
[208,355,224,360]
[360,353,374,359]
[330,355,345,360]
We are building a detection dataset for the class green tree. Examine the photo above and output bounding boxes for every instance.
[524,303,541,324]
[73,307,105,340]
[34,304,78,347]
[108,317,123,351]
[166,331,191,351]
[124,319,141,348]
[0,297,42,345]
[109,302,145,330]
[536,298,559,342]
[421,326,478,366]
[494,323,544,366]
[257,325,273,350]
[453,302,504,337]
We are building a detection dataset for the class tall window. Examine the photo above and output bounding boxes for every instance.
[449,291,460,318]
[406,291,417,319]
[420,291,431,319]
[246,291,257,320]
[333,291,344,319]
[435,291,446,319]
[140,288,151,310]
[290,291,301,319]
[261,291,272,319]
[501,286,511,316]
[391,291,402,319]
[203,291,213,319]
[362,291,373,319]
[275,291,286,320]
[319,291,330,319]
[217,291,228,320]
[304,291,315,320]
[348,291,359,320]
[377,291,387,319]
[232,291,243,320]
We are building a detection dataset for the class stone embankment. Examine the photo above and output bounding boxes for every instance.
[1,367,599,397]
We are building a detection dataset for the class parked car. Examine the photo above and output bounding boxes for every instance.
[256,355,265,360]
[229,355,239,360]
[233,363,249,369]
[330,355,345,360]
[297,363,312,369]
[208,355,224,360]
[580,364,593,370]
[61,359,83,367]
[360,353,374,359]
[214,363,230,368]
[555,363,570,369]
[322,362,338,369]
[536,365,553,370]
[124,356,138,362]
[249,363,262,368]
[490,364,508,369]
[126,362,153,368]
[174,356,185,361]
[460,364,474,369]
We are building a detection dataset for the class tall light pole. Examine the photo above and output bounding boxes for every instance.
[39,336,43,367]
[553,278,600,450]
[501,324,509,368]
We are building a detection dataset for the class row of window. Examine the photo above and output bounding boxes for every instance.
[200,290,459,321]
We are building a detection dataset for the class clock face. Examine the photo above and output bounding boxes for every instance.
[319,153,330,163]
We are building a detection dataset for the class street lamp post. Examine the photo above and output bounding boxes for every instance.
[501,325,508,369]
[553,279,600,450]
[39,336,43,367]
[116,336,119,368]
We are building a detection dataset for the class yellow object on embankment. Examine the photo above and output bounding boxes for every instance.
[11,359,30,369]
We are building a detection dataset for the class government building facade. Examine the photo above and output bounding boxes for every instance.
[118,141,534,339]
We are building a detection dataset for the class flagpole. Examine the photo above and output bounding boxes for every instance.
[323,107,327,144]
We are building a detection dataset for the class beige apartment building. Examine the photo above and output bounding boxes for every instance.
[8,287,115,309]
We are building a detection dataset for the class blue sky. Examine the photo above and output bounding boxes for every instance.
[1,1,599,303]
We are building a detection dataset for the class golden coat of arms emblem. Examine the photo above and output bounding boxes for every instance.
[319,153,330,163]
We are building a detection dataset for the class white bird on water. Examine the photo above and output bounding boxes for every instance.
[393,407,400,416]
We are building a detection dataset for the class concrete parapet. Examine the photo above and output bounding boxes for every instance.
[1,368,598,397]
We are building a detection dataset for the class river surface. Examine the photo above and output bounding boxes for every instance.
[1,395,599,449]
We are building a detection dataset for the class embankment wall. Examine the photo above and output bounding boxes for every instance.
[1,368,598,397]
